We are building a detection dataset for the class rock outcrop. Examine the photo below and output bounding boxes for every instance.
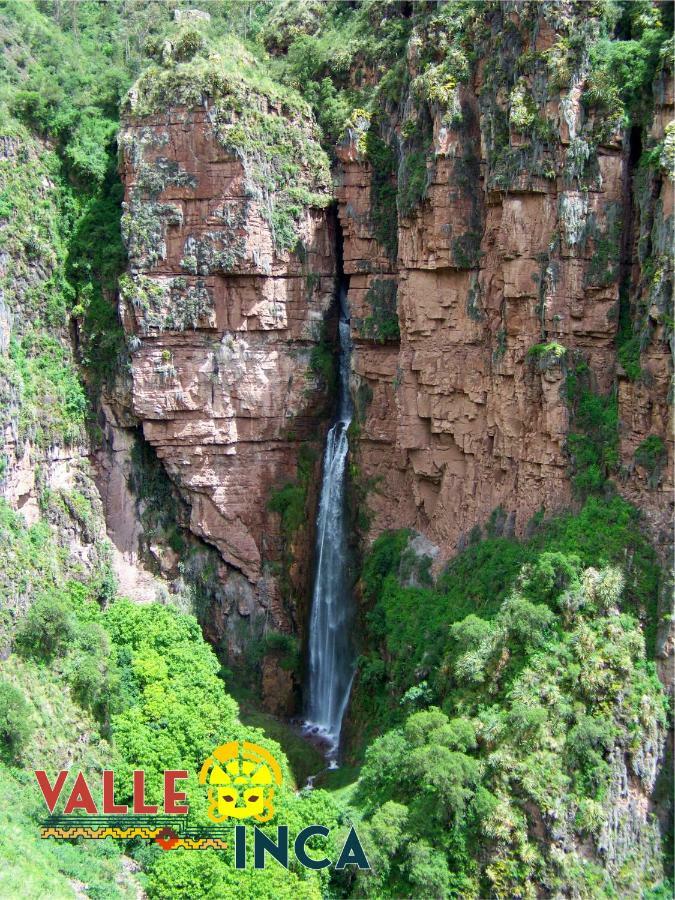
[116,6,672,706]
[336,4,673,565]
[117,50,337,685]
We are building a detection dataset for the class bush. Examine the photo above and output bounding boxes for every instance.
[15,595,75,660]
[268,483,307,535]
[0,680,33,762]
[635,434,667,481]
[364,125,398,259]
[586,19,669,127]
[398,150,429,218]
[526,341,567,370]
[565,361,619,496]
[358,279,400,343]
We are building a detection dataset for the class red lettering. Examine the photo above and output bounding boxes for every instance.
[132,770,158,814]
[63,772,98,814]
[35,770,69,813]
[164,770,189,814]
[102,770,128,815]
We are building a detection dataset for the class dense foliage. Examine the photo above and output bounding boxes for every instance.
[346,497,669,897]
[0,498,340,899]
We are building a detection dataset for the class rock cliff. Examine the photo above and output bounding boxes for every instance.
[116,3,673,695]
[337,4,673,566]
[116,45,336,691]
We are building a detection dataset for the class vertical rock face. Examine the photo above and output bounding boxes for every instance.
[0,131,113,597]
[118,56,336,663]
[336,4,673,562]
[617,66,674,541]
[117,8,672,688]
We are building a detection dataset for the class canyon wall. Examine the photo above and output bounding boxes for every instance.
[114,5,672,702]
[338,4,673,565]
[116,54,337,704]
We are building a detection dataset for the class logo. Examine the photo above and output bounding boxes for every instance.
[35,741,370,870]
[200,741,282,823]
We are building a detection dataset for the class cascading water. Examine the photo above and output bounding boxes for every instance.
[304,283,355,762]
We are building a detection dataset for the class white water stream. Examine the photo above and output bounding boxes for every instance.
[303,285,355,761]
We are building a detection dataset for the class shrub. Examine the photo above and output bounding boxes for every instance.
[635,434,667,483]
[585,17,669,128]
[0,680,33,762]
[261,0,326,55]
[398,150,429,218]
[15,595,75,660]
[358,279,400,343]
[565,361,619,496]
[308,329,336,394]
[526,341,567,370]
[268,483,307,535]
[364,126,398,259]
[172,28,207,63]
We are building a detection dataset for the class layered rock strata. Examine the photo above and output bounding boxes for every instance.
[118,74,336,671]
[337,5,673,562]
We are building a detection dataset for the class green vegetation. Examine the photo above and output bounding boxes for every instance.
[635,434,668,486]
[0,0,133,460]
[269,483,308,536]
[268,445,317,538]
[355,497,661,725]
[267,444,319,670]
[308,325,337,397]
[267,0,413,149]
[617,287,644,381]
[346,496,667,897]
[397,150,428,219]
[585,0,672,129]
[363,125,399,260]
[4,334,87,448]
[356,279,400,343]
[0,494,339,899]
[0,3,672,898]
[126,27,331,256]
[0,678,33,762]
[526,341,567,371]
[565,355,619,497]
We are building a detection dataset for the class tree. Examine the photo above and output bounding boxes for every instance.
[15,595,75,660]
[0,680,33,762]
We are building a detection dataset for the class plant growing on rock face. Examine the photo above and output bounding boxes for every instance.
[358,279,400,343]
[509,81,536,132]
[634,434,668,487]
[565,357,619,497]
[126,29,332,257]
[0,680,33,762]
[526,341,567,371]
[584,1,671,130]
[363,124,399,259]
[398,149,429,219]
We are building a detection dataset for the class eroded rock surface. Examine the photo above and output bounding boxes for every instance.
[336,6,673,565]
[118,79,336,683]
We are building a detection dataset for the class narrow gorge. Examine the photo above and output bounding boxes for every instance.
[0,2,673,898]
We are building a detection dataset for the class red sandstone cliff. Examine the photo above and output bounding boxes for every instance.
[336,7,673,564]
[117,57,337,702]
[117,7,673,694]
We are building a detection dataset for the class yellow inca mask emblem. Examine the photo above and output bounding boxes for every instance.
[199,741,283,823]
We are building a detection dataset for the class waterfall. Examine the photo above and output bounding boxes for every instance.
[304,284,355,761]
